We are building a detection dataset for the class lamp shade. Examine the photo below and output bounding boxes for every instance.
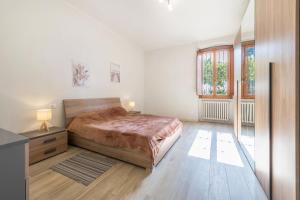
[128,101,136,109]
[36,109,52,121]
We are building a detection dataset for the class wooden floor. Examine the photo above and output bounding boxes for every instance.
[29,122,267,200]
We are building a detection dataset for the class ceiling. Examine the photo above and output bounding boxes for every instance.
[66,0,249,51]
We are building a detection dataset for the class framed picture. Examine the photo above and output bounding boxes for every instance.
[72,62,90,87]
[110,63,120,83]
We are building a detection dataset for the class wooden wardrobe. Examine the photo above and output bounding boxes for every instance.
[255,0,299,199]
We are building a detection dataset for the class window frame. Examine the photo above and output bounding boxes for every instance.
[197,45,234,99]
[241,41,255,99]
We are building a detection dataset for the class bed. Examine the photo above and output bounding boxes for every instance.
[63,98,182,170]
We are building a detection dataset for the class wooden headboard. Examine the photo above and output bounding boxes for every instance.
[63,97,121,126]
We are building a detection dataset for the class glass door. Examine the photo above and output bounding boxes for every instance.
[239,0,256,171]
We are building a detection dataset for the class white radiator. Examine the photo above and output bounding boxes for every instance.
[200,100,230,121]
[241,101,255,124]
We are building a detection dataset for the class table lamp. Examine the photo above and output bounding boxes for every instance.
[128,101,136,111]
[37,109,52,131]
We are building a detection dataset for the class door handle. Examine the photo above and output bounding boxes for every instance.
[43,137,56,144]
[269,62,273,199]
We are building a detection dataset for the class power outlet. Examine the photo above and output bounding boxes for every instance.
[50,104,57,109]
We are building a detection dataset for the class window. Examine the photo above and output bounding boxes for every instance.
[241,41,255,99]
[197,45,234,99]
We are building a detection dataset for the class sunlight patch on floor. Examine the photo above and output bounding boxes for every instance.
[217,132,244,167]
[188,130,212,160]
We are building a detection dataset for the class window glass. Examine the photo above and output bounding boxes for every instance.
[216,50,228,95]
[246,47,255,96]
[202,52,214,95]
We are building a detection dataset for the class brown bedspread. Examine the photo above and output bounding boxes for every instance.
[67,107,183,161]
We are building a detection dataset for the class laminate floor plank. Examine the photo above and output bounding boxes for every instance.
[29,122,267,200]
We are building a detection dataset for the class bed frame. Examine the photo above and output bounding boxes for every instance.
[63,98,182,170]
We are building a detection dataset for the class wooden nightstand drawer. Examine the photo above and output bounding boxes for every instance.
[29,132,67,151]
[29,143,67,164]
[20,127,68,165]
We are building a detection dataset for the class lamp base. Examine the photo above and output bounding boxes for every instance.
[40,121,49,132]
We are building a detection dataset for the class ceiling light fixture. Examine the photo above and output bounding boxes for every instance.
[158,0,173,11]
[168,0,173,11]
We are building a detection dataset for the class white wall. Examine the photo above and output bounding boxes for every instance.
[0,0,144,133]
[144,43,199,121]
[144,36,235,122]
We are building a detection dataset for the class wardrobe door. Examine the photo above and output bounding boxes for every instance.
[255,0,271,197]
[255,0,299,199]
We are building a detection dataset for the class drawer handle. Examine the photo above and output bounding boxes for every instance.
[44,148,56,155]
[43,137,56,144]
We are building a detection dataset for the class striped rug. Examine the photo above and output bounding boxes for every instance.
[51,152,116,186]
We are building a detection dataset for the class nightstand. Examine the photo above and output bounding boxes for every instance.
[128,111,141,115]
[20,127,68,165]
